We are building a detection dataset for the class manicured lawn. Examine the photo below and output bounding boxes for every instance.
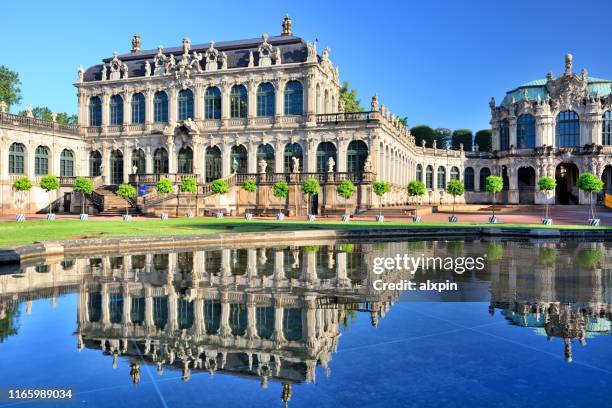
[0,217,609,248]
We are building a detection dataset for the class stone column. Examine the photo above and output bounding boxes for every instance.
[271,297,286,343]
[337,138,348,173]
[122,285,131,325]
[221,82,230,127]
[101,283,110,326]
[306,138,317,173]
[305,72,316,123]
[145,146,152,174]
[336,252,349,287]
[509,117,517,148]
[193,298,204,336]
[245,295,258,339]
[166,138,176,174]
[101,146,111,183]
[145,89,154,127]
[123,91,132,127]
[275,140,285,173]
[144,285,154,329]
[274,250,285,285]
[123,141,131,184]
[221,141,231,177]
[491,119,500,151]
[193,85,204,122]
[101,92,111,128]
[274,79,285,122]
[507,166,518,204]
[247,80,257,123]
[168,87,178,124]
[218,292,231,337]
[247,141,257,173]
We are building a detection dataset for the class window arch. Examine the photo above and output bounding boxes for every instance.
[178,89,194,120]
[35,145,49,175]
[230,85,248,118]
[177,147,193,173]
[60,149,75,177]
[205,146,222,182]
[257,144,275,174]
[110,150,123,185]
[323,90,329,114]
[425,165,433,189]
[517,114,535,148]
[256,83,275,117]
[284,143,303,173]
[230,145,248,173]
[131,149,145,174]
[416,164,423,182]
[603,111,612,145]
[9,143,26,175]
[89,151,102,177]
[110,95,123,125]
[499,119,510,151]
[316,84,322,114]
[347,140,368,173]
[153,148,169,174]
[479,168,491,191]
[556,111,580,147]
[284,80,303,115]
[464,167,474,191]
[204,87,221,119]
[131,93,145,124]
[316,142,337,172]
[153,91,168,123]
[89,96,102,126]
[450,166,460,180]
[437,167,446,189]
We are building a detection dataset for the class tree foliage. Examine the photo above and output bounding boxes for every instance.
[116,184,137,200]
[407,180,426,197]
[538,176,556,192]
[339,81,364,112]
[485,176,503,194]
[40,175,59,192]
[211,179,229,195]
[273,181,289,199]
[447,180,465,197]
[18,106,78,124]
[337,179,356,199]
[156,178,173,195]
[73,177,93,195]
[12,176,32,192]
[242,178,257,193]
[410,125,437,148]
[372,181,389,197]
[179,177,197,193]
[474,129,492,152]
[0,66,21,110]
[577,173,604,194]
[434,128,452,149]
[451,129,473,151]
[301,178,320,196]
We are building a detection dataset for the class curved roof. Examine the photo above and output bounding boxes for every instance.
[501,76,612,106]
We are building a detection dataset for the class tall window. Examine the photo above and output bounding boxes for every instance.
[425,165,433,189]
[437,167,446,189]
[347,140,368,173]
[204,87,221,119]
[89,151,102,177]
[517,114,535,149]
[464,167,474,191]
[284,80,303,115]
[603,111,612,145]
[9,143,25,174]
[416,164,423,182]
[500,119,510,151]
[205,146,222,182]
[231,145,248,173]
[450,166,460,180]
[132,149,145,174]
[256,82,275,117]
[178,89,194,120]
[110,95,123,125]
[89,96,102,126]
[316,142,337,173]
[35,146,49,175]
[230,85,248,118]
[556,111,580,147]
[284,143,303,173]
[60,149,74,177]
[177,147,193,173]
[316,84,322,114]
[153,148,169,173]
[154,91,168,123]
[257,144,275,174]
[479,168,491,191]
[131,93,145,124]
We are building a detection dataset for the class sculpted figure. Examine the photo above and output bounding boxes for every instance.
[327,156,335,172]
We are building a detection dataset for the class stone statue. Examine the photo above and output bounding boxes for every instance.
[565,53,573,74]
[183,118,199,133]
[546,71,553,81]
[101,65,107,81]
[522,88,529,100]
[581,67,588,80]
[221,52,228,70]
[26,105,33,118]
[432,139,437,149]
[282,14,293,36]
[232,157,239,173]
[489,97,495,110]
[327,156,335,172]
[306,42,317,63]
[258,158,267,174]
[154,46,167,76]
[275,48,282,65]
[459,143,464,151]
[291,156,300,173]
[132,164,138,174]
[248,51,254,68]
[363,154,373,172]
[51,112,57,122]
[121,62,129,79]
[77,65,84,83]
[371,94,379,112]
[0,101,6,113]
[131,34,141,53]
[144,60,151,77]
[474,143,479,152]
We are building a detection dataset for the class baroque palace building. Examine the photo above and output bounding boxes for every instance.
[0,16,611,214]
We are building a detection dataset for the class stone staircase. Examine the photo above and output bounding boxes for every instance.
[95,186,139,216]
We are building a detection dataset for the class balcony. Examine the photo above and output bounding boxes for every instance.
[129,173,201,185]
[0,111,80,135]
[316,111,380,124]
[235,171,375,185]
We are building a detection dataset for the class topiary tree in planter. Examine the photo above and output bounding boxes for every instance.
[179,177,197,218]
[12,176,32,221]
[372,180,389,221]
[273,181,289,220]
[407,180,425,222]
[156,177,173,220]
[73,176,93,220]
[301,178,320,220]
[40,175,59,220]
[446,179,464,222]
[485,175,503,223]
[538,176,556,225]
[211,178,229,218]
[116,183,137,220]
[337,179,356,221]
[242,178,257,219]
[577,172,604,225]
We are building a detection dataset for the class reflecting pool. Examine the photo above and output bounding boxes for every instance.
[0,239,611,407]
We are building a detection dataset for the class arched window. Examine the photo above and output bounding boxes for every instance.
[517,114,535,148]
[89,151,102,177]
[204,87,221,119]
[110,95,123,125]
[425,165,433,189]
[450,166,460,180]
[464,167,474,191]
[479,168,491,191]
[153,91,168,123]
[323,90,329,114]
[347,140,368,173]
[131,149,145,174]
[131,93,145,124]
[230,145,248,173]
[89,96,102,126]
[177,147,193,174]
[178,89,194,120]
[9,143,25,175]
[437,167,446,189]
[60,149,74,177]
[416,164,423,182]
[556,111,580,147]
[230,85,248,118]
[603,111,612,145]
[284,143,303,173]
[257,144,275,174]
[499,119,510,151]
[205,146,222,182]
[153,148,169,174]
[35,145,49,175]
[284,80,303,115]
[256,83,275,117]
[316,142,337,172]
[110,150,123,185]
[316,84,321,114]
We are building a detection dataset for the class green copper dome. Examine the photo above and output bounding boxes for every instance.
[501,76,612,106]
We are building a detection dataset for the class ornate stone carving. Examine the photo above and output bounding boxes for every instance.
[109,52,128,80]
[371,94,379,112]
[154,46,167,76]
[0,101,6,113]
[258,34,273,67]
[182,118,199,134]
[291,156,300,173]
[306,42,317,63]
[248,51,254,68]
[275,48,282,65]
[327,156,335,172]
[258,159,268,174]
[281,14,293,36]
[26,105,33,118]
[100,65,107,81]
[364,154,373,172]
[205,41,219,71]
[77,65,84,83]
[131,34,141,53]
[546,54,588,111]
[144,60,151,77]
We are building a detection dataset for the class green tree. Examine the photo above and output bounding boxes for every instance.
[538,176,556,220]
[407,180,426,217]
[538,247,557,265]
[73,176,93,215]
[398,117,408,127]
[242,178,257,214]
[337,179,356,215]
[116,184,137,216]
[410,125,437,148]
[372,180,389,217]
[40,175,59,215]
[211,179,229,195]
[0,303,19,343]
[577,172,604,219]
[339,81,364,112]
[273,181,289,215]
[179,177,197,216]
[434,128,452,149]
[18,106,78,124]
[485,176,503,218]
[451,129,473,151]
[0,66,21,110]
[301,178,320,216]
[474,129,492,152]
[156,177,173,216]
[577,248,603,269]
[447,179,465,218]
[12,176,32,214]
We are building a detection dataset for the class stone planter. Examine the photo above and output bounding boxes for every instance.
[122,214,132,222]
[47,213,56,221]
[160,213,168,220]
[79,213,89,221]
[542,218,552,225]
[276,213,285,221]
[215,212,224,219]
[16,214,26,222]
[376,215,385,222]
[307,214,316,222]
[489,216,498,224]
[341,214,351,222]
[412,215,421,223]
[244,212,253,220]
[186,212,194,218]
[449,215,458,223]
[589,218,600,226]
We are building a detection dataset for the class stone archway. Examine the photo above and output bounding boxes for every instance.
[555,163,579,204]
[517,166,535,204]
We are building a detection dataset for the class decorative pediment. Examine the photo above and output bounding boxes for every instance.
[204,41,219,71]
[546,55,588,111]
[258,33,274,67]
[153,46,167,76]
[109,52,128,80]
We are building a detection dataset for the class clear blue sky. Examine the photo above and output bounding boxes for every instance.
[3,0,612,131]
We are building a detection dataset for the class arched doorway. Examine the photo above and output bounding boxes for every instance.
[89,151,102,177]
[256,144,275,174]
[284,143,303,173]
[347,140,368,174]
[555,163,579,204]
[177,147,193,174]
[131,149,145,174]
[205,146,221,182]
[231,145,248,174]
[316,142,337,173]
[110,150,123,185]
[517,167,535,204]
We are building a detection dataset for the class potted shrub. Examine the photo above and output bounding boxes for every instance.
[577,172,604,226]
[210,178,229,218]
[12,176,32,222]
[73,176,93,221]
[446,179,464,222]
[538,176,556,225]
[179,177,197,218]
[407,180,425,222]
[302,178,320,221]
[242,179,257,220]
[116,184,137,221]
[372,180,389,222]
[337,179,356,222]
[156,177,173,220]
[273,181,289,220]
[485,175,503,223]
[40,175,59,221]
